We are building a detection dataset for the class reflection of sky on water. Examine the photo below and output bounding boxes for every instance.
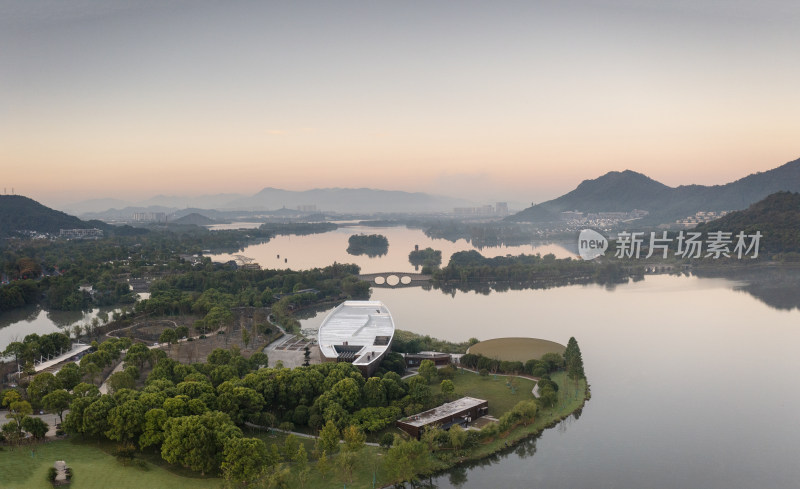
[0,306,119,351]
[207,226,575,274]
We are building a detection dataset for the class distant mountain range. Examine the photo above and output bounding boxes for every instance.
[63,188,475,217]
[509,157,800,225]
[0,195,109,238]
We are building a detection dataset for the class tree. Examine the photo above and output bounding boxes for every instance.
[336,449,358,484]
[22,416,49,440]
[27,372,61,408]
[139,408,168,449]
[384,438,429,485]
[317,450,332,481]
[2,421,23,446]
[106,399,146,444]
[159,328,178,351]
[406,375,431,406]
[342,425,366,453]
[449,424,467,453]
[82,395,115,437]
[440,379,455,399]
[82,362,101,385]
[249,352,269,370]
[107,371,135,393]
[564,336,585,389]
[241,328,251,349]
[55,363,82,391]
[42,389,72,424]
[293,444,308,472]
[282,433,300,462]
[362,377,387,408]
[4,391,32,434]
[317,420,340,454]
[204,306,233,333]
[161,411,242,475]
[125,342,152,369]
[380,432,395,449]
[418,359,438,384]
[328,377,361,412]
[221,437,267,485]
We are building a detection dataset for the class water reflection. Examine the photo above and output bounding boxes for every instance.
[0,306,120,351]
[694,265,800,311]
[206,226,575,274]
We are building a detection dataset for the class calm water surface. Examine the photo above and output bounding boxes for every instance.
[301,272,800,489]
[208,225,574,273]
[0,306,119,351]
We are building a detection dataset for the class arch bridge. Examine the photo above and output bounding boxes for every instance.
[358,272,432,288]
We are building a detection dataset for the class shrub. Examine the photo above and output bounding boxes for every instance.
[380,432,395,449]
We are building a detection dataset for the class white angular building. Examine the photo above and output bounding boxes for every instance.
[317,300,395,376]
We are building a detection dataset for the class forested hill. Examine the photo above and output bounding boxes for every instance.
[694,191,800,254]
[508,157,800,225]
[0,195,108,237]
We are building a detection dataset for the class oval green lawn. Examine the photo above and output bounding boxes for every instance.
[467,337,565,362]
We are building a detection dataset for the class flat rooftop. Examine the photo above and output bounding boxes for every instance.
[318,300,395,366]
[399,396,487,428]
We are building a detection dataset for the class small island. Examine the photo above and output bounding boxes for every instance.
[408,247,442,272]
[346,233,389,257]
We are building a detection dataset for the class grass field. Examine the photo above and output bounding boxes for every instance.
[467,337,565,362]
[431,368,538,417]
[0,438,224,489]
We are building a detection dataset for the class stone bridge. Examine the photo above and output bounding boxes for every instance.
[358,272,432,288]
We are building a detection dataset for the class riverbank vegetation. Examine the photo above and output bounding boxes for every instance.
[0,223,339,314]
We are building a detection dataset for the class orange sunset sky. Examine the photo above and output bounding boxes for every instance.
[1,1,798,208]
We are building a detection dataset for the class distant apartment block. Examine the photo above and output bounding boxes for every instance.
[296,204,317,212]
[454,202,508,216]
[60,228,104,239]
[675,210,729,228]
[132,212,166,222]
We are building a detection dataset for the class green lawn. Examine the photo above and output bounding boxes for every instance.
[430,368,538,417]
[0,438,224,489]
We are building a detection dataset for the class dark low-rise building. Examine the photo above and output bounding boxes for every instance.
[396,396,488,439]
[404,351,451,368]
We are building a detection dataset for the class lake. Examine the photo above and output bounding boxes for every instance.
[0,306,119,352]
[207,225,575,273]
[300,269,800,489]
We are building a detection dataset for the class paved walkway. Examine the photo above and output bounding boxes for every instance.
[457,366,541,398]
[244,422,380,447]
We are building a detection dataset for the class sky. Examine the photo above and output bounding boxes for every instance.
[2,0,799,208]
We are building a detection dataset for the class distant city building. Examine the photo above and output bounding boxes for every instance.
[675,210,729,228]
[132,212,166,222]
[59,228,103,239]
[296,204,317,212]
[454,203,509,216]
